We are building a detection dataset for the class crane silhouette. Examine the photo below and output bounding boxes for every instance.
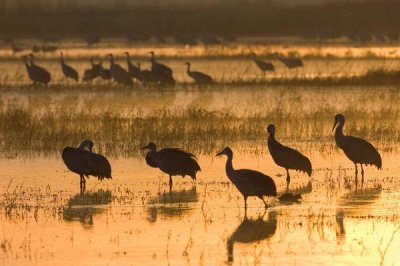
[62,140,112,195]
[277,56,304,69]
[250,53,275,73]
[107,54,133,87]
[140,142,201,191]
[149,51,175,85]
[98,62,112,80]
[216,147,277,214]
[124,52,143,81]
[82,58,99,82]
[60,52,78,82]
[27,54,51,85]
[185,62,213,84]
[333,114,382,185]
[267,124,312,191]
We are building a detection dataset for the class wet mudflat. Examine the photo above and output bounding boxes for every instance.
[0,54,400,265]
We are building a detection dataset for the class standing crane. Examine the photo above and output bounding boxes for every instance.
[267,124,312,191]
[333,114,382,184]
[277,56,304,69]
[28,54,51,85]
[107,54,133,87]
[82,58,99,82]
[216,147,277,213]
[140,142,201,191]
[149,51,175,85]
[185,62,213,84]
[250,53,275,73]
[60,52,78,82]
[124,52,142,81]
[62,140,112,195]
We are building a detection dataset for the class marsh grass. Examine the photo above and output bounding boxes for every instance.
[0,85,399,157]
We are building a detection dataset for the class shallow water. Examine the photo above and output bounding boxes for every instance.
[1,51,400,265]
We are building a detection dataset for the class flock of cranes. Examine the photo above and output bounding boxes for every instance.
[62,114,382,213]
[22,51,303,86]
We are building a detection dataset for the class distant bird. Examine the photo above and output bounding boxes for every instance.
[85,35,101,47]
[124,52,142,81]
[250,53,275,73]
[140,142,201,191]
[278,56,304,69]
[107,54,133,87]
[184,62,213,84]
[22,55,36,84]
[267,124,312,191]
[333,114,382,184]
[62,140,112,195]
[11,43,24,53]
[137,63,159,83]
[216,147,277,212]
[227,211,277,262]
[82,58,99,82]
[28,54,51,85]
[149,51,173,76]
[98,62,112,80]
[149,51,175,85]
[60,52,78,82]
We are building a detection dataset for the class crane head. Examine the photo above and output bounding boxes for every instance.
[184,62,190,66]
[78,139,94,151]
[216,147,233,158]
[267,124,275,135]
[140,142,157,151]
[333,114,345,132]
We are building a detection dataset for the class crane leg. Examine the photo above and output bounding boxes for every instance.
[169,175,173,192]
[286,169,290,191]
[354,163,358,185]
[80,175,86,195]
[244,196,248,217]
[261,197,269,209]
[361,164,365,185]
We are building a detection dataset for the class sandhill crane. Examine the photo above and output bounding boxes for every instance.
[227,211,277,262]
[149,51,176,85]
[250,53,275,73]
[149,51,173,76]
[82,58,99,82]
[98,62,112,80]
[185,62,213,84]
[62,140,112,195]
[140,142,201,191]
[124,52,142,81]
[28,54,51,85]
[333,114,382,184]
[267,124,312,191]
[278,56,304,69]
[22,55,36,84]
[216,147,277,213]
[107,54,133,87]
[137,63,159,83]
[60,52,78,82]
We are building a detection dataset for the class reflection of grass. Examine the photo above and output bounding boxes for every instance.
[67,189,112,206]
[146,188,198,221]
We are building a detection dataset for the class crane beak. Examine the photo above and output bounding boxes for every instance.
[140,144,149,150]
[215,151,224,157]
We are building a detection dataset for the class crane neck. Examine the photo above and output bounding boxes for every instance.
[334,121,345,145]
[126,54,131,64]
[186,64,191,74]
[225,155,234,177]
[109,56,114,65]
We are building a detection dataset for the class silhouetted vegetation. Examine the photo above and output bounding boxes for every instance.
[1,1,400,41]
